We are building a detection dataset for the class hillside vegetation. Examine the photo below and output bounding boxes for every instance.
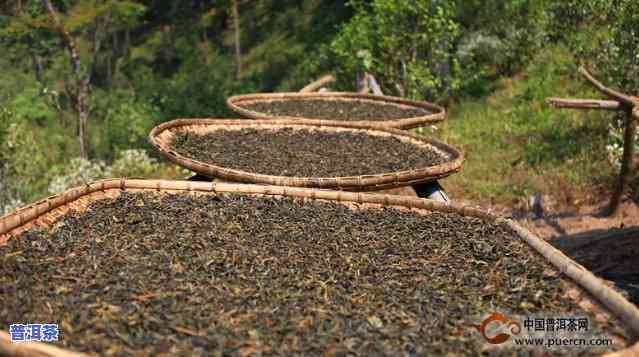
[0,0,637,212]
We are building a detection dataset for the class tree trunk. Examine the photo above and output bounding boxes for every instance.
[31,53,45,93]
[42,0,90,159]
[124,29,130,55]
[231,0,242,79]
[77,80,90,159]
[107,33,119,85]
[608,108,638,215]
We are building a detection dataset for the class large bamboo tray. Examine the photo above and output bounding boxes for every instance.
[226,92,446,129]
[148,118,464,191]
[1,179,639,356]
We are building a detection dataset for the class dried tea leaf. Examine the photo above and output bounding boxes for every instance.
[242,99,430,121]
[0,192,627,355]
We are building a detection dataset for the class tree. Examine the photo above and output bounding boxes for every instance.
[0,1,58,95]
[457,0,549,76]
[327,0,462,101]
[547,0,639,216]
[231,0,241,79]
[42,0,91,158]
[39,0,144,158]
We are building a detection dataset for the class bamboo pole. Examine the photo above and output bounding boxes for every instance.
[546,98,621,110]
[578,67,638,107]
[299,74,335,93]
[505,220,639,340]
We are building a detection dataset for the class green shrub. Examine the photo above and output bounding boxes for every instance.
[10,87,57,126]
[129,49,254,119]
[593,0,639,93]
[109,149,161,178]
[92,90,161,159]
[546,0,613,42]
[327,0,462,101]
[457,0,550,78]
[47,157,111,195]
[0,107,51,211]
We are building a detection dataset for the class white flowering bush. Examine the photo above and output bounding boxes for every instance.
[47,150,162,194]
[1,107,48,214]
[109,149,160,178]
[2,198,25,216]
[47,158,112,194]
[457,33,503,61]
[0,159,20,215]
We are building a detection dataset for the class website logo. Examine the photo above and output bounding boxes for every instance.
[470,312,522,344]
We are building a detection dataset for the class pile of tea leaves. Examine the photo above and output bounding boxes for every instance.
[0,192,627,355]
[241,99,430,121]
[170,128,446,177]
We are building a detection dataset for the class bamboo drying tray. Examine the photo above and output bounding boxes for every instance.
[226,92,446,129]
[148,118,464,191]
[1,179,639,356]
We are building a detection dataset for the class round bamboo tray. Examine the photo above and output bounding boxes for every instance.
[226,92,446,129]
[0,179,638,356]
[148,118,464,191]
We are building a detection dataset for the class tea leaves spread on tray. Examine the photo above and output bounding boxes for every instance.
[241,99,430,121]
[170,128,445,177]
[0,192,625,355]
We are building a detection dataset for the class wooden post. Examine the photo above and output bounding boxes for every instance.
[42,0,90,159]
[366,73,383,96]
[357,72,383,96]
[546,67,638,216]
[611,107,638,213]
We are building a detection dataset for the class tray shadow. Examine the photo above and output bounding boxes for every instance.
[550,226,639,306]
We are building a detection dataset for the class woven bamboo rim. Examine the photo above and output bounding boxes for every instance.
[148,118,464,191]
[226,92,446,129]
[0,179,638,356]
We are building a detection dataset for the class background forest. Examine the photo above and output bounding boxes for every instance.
[0,0,637,214]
